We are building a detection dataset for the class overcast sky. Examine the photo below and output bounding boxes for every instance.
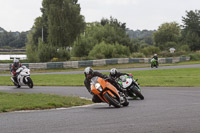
[0,0,199,32]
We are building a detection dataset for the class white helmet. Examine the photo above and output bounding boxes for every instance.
[13,59,19,63]
[110,68,118,77]
[154,54,157,56]
[84,67,94,79]
[84,67,93,75]
[13,59,20,67]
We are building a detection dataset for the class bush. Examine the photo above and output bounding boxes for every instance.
[56,48,71,61]
[112,43,130,58]
[26,44,39,63]
[159,51,188,57]
[51,58,59,62]
[70,56,95,61]
[38,40,57,62]
[179,44,191,52]
[72,35,96,57]
[131,53,145,58]
[189,53,200,61]
[140,46,160,57]
[88,42,130,59]
[89,42,113,59]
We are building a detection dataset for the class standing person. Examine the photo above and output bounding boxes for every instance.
[11,59,22,85]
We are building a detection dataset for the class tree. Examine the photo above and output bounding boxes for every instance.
[30,17,48,46]
[72,17,134,58]
[27,0,85,62]
[100,16,126,30]
[182,10,200,51]
[42,0,85,48]
[72,35,95,57]
[9,32,28,48]
[153,22,181,50]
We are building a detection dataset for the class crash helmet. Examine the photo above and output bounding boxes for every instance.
[84,67,94,79]
[154,54,157,56]
[110,68,118,77]
[13,59,20,67]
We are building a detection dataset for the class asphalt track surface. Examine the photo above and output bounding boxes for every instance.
[0,64,200,133]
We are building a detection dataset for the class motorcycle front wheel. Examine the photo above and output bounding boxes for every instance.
[130,86,144,100]
[104,92,121,108]
[27,77,34,88]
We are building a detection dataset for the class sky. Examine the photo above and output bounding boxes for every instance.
[0,0,199,32]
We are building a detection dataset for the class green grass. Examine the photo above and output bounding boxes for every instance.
[0,62,148,74]
[1,60,200,75]
[1,67,200,87]
[124,67,200,87]
[0,67,199,113]
[0,92,93,113]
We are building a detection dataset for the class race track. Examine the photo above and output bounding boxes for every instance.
[0,86,200,133]
[0,64,200,133]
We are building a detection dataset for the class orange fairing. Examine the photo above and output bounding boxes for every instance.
[90,76,120,104]
[97,78,120,97]
[91,84,101,95]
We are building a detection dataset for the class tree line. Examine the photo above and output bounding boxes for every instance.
[0,27,28,49]
[0,0,200,62]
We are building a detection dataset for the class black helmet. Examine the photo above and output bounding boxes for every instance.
[84,67,94,78]
[110,68,118,77]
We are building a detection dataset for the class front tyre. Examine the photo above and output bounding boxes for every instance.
[27,77,33,88]
[131,86,144,100]
[104,92,121,108]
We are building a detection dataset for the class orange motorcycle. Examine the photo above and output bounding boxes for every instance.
[90,76,129,108]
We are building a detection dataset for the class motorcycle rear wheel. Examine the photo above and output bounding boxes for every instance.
[121,96,129,106]
[104,92,121,108]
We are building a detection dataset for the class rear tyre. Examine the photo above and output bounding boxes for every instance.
[131,86,144,100]
[17,85,21,88]
[27,77,33,88]
[104,92,121,108]
[156,63,158,68]
[122,97,129,106]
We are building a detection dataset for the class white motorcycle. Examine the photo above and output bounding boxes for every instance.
[117,75,144,100]
[11,66,34,88]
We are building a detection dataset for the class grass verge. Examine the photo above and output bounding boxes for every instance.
[1,61,200,75]
[0,92,93,113]
[1,67,200,87]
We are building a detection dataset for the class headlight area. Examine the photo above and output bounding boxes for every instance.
[95,83,103,92]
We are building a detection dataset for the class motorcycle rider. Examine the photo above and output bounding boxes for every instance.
[84,67,124,103]
[152,54,159,66]
[109,68,132,79]
[11,59,22,85]
[109,68,133,87]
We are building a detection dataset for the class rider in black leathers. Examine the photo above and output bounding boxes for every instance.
[11,59,22,86]
[84,67,124,103]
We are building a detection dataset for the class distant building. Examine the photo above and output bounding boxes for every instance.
[169,48,175,53]
[0,55,27,60]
